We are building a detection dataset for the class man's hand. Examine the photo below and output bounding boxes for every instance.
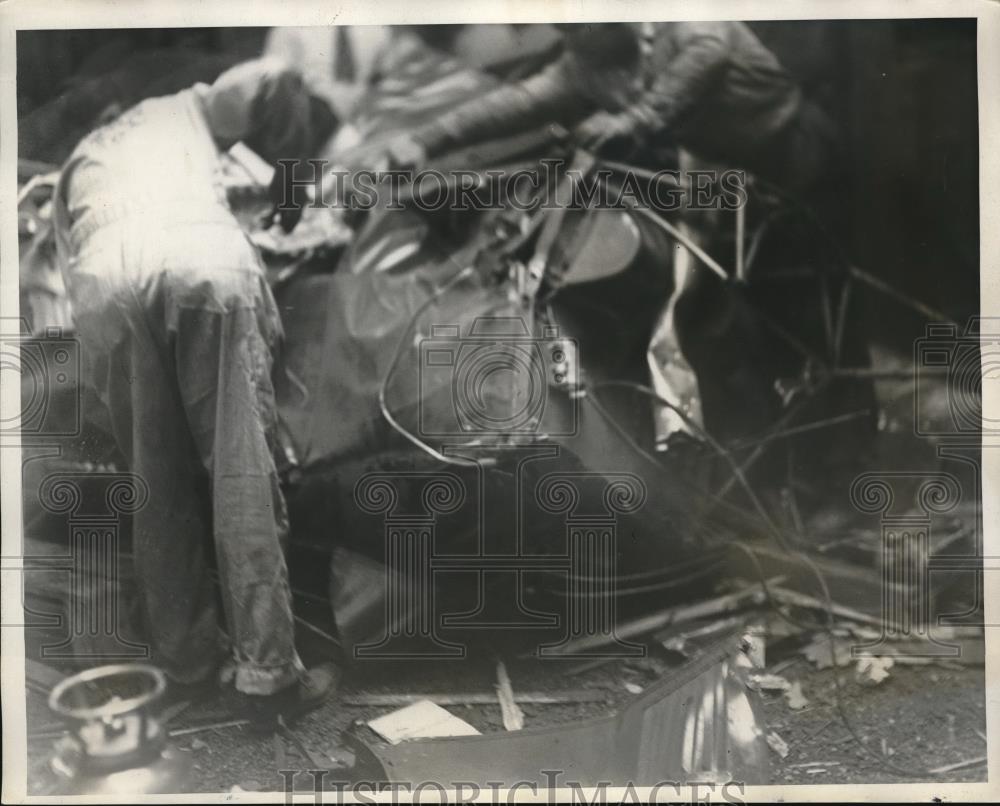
[574,110,640,153]
[338,133,427,176]
[384,133,428,172]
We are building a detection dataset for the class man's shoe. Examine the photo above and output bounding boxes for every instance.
[237,663,339,732]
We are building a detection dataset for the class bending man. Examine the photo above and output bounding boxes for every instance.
[54,58,336,726]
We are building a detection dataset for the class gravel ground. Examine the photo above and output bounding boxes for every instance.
[25,640,987,794]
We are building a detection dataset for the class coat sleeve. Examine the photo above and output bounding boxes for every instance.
[413,52,594,157]
[629,27,731,135]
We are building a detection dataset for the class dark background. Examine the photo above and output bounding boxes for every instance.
[17,20,980,350]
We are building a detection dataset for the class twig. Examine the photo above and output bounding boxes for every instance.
[974,728,987,744]
[828,367,945,379]
[26,727,69,742]
[565,657,616,676]
[160,699,196,726]
[806,719,834,741]
[767,657,802,676]
[927,755,987,775]
[766,585,885,628]
[735,203,746,282]
[624,200,729,281]
[547,577,782,656]
[341,691,606,707]
[495,661,525,731]
[293,614,342,648]
[273,732,287,771]
[727,410,871,451]
[168,718,249,737]
[657,615,744,647]
[278,718,325,770]
[788,760,841,768]
[849,265,957,325]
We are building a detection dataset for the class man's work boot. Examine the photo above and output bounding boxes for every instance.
[236,663,339,732]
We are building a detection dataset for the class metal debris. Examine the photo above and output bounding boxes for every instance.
[548,578,780,656]
[348,633,770,787]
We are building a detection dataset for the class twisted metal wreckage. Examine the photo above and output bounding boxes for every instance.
[17,34,982,791]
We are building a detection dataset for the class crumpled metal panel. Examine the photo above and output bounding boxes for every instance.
[349,632,769,788]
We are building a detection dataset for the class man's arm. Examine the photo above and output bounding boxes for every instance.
[574,26,730,152]
[411,52,592,158]
[628,29,731,136]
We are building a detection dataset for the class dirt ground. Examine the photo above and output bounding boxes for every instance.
[25,636,987,794]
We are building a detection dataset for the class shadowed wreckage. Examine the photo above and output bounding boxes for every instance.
[15,21,983,793]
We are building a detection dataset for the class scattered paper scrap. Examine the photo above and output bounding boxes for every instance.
[785,681,810,710]
[623,682,644,695]
[368,700,481,745]
[766,731,790,759]
[801,635,852,669]
[855,656,894,686]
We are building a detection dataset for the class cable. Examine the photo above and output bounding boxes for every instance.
[554,559,727,598]
[747,178,958,327]
[583,389,770,532]
[725,409,872,452]
[588,379,789,549]
[583,390,665,473]
[377,265,484,468]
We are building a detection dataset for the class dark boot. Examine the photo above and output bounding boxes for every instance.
[235,663,339,732]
